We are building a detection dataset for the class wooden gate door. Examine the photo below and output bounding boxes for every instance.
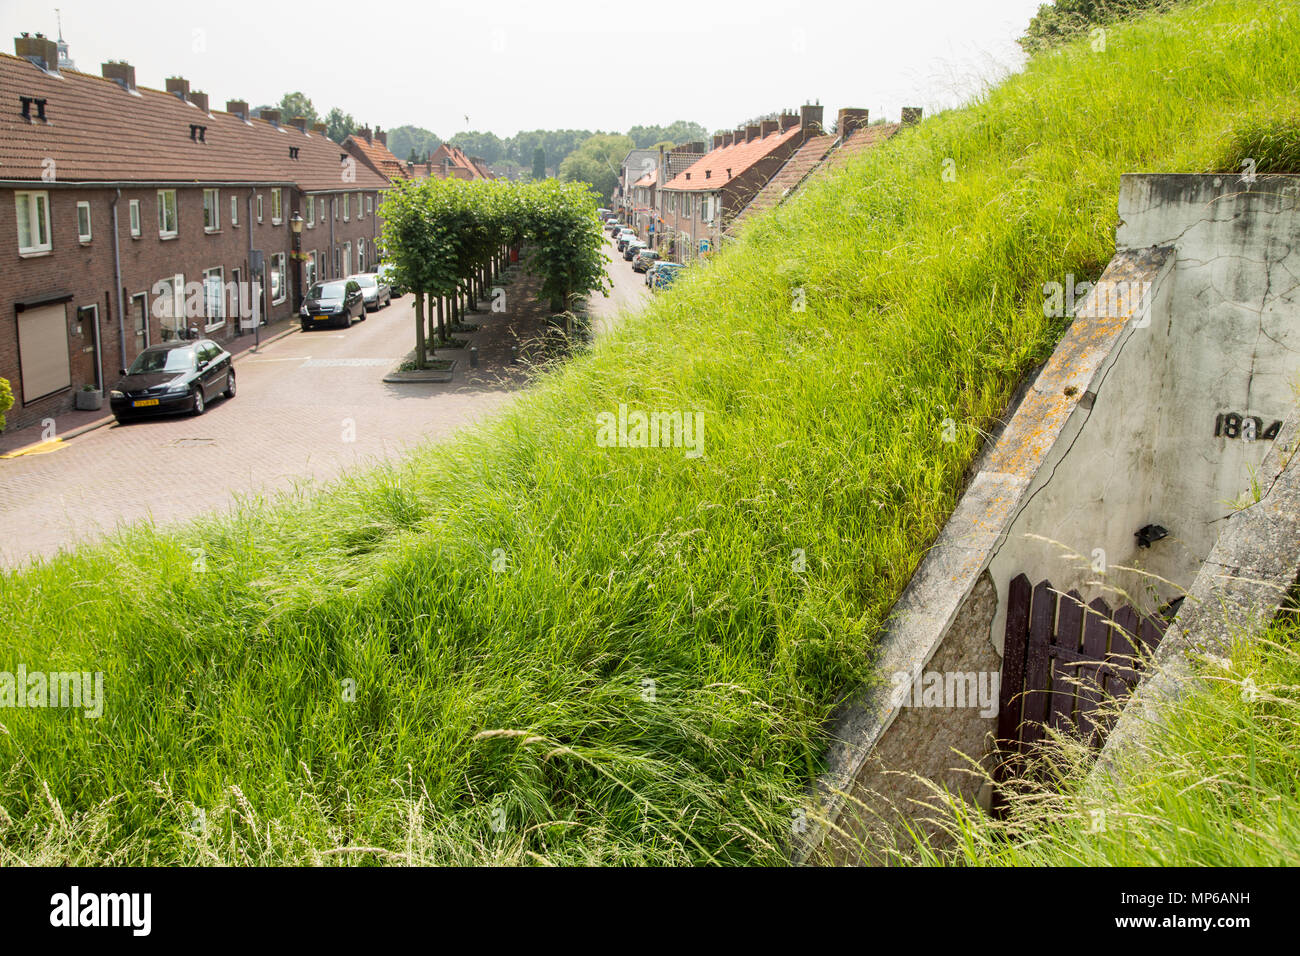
[996,575,1168,764]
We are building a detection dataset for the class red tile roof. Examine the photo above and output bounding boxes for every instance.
[0,52,389,192]
[343,133,411,183]
[429,143,494,180]
[662,126,802,192]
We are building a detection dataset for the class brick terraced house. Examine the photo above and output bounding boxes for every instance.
[656,104,823,263]
[0,34,389,431]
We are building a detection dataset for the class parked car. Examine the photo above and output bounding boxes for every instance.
[378,263,405,297]
[348,272,392,311]
[109,339,234,422]
[623,239,647,261]
[597,208,611,219]
[300,279,365,330]
[649,262,684,290]
[632,249,660,273]
[608,221,625,237]
[616,231,638,252]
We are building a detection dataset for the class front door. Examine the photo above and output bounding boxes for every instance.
[130,293,149,359]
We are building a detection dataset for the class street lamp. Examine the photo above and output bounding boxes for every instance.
[290,211,305,312]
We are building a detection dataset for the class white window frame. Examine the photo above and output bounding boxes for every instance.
[76,201,92,242]
[203,188,220,232]
[129,199,142,237]
[158,273,186,340]
[270,252,287,304]
[343,193,350,222]
[342,241,351,276]
[307,195,315,227]
[256,194,264,222]
[271,188,283,225]
[366,196,373,215]
[15,190,52,255]
[157,189,178,238]
[202,266,226,331]
[230,195,239,228]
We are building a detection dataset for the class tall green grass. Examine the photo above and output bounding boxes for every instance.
[1,0,1297,864]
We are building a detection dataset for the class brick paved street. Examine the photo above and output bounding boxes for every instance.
[0,242,647,567]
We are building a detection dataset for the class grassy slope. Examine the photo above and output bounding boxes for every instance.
[1,0,1296,865]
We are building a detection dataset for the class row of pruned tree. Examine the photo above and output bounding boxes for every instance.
[378,178,610,368]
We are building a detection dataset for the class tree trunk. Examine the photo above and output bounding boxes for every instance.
[426,292,436,353]
[414,293,426,370]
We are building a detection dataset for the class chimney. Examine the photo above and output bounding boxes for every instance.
[734,128,746,146]
[901,107,923,126]
[690,140,706,153]
[311,122,327,134]
[721,132,733,148]
[188,90,209,113]
[759,119,778,137]
[799,103,824,132]
[711,133,724,150]
[102,61,136,91]
[165,76,190,100]
[15,33,59,72]
[376,128,387,147]
[745,124,760,143]
[779,111,799,131]
[261,108,281,126]
[360,126,372,143]
[837,107,869,137]
[290,117,308,132]
[226,99,249,120]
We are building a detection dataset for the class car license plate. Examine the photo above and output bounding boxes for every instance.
[313,314,331,320]
[133,399,159,407]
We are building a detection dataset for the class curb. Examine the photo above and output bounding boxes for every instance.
[0,323,300,457]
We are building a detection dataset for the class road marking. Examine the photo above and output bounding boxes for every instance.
[0,438,64,459]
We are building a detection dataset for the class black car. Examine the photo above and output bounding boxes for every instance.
[300,279,365,330]
[109,339,234,422]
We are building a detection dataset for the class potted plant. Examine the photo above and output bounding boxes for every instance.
[75,384,103,411]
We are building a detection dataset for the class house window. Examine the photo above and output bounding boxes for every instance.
[269,252,286,304]
[304,252,317,288]
[342,241,351,276]
[256,194,264,222]
[271,188,283,224]
[343,194,350,222]
[157,189,178,238]
[203,189,220,232]
[129,199,142,237]
[15,190,52,254]
[202,266,225,330]
[358,241,366,271]
[231,195,239,227]
[307,196,315,227]
[333,197,338,221]
[366,196,373,215]
[77,201,92,242]
[358,194,364,220]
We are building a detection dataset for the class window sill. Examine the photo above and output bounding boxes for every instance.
[130,233,142,240]
[19,248,52,258]
[160,233,178,241]
[79,239,93,245]
[204,229,223,235]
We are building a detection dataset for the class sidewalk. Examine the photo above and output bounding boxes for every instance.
[0,316,300,456]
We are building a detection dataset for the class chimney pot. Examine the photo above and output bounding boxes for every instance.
[101,61,136,91]
[837,107,869,138]
[15,34,59,72]
[799,103,824,133]
[780,111,799,131]
[165,76,190,99]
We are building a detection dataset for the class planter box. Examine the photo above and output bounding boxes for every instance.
[75,389,103,411]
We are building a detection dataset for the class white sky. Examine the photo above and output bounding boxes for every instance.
[2,0,1045,138]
